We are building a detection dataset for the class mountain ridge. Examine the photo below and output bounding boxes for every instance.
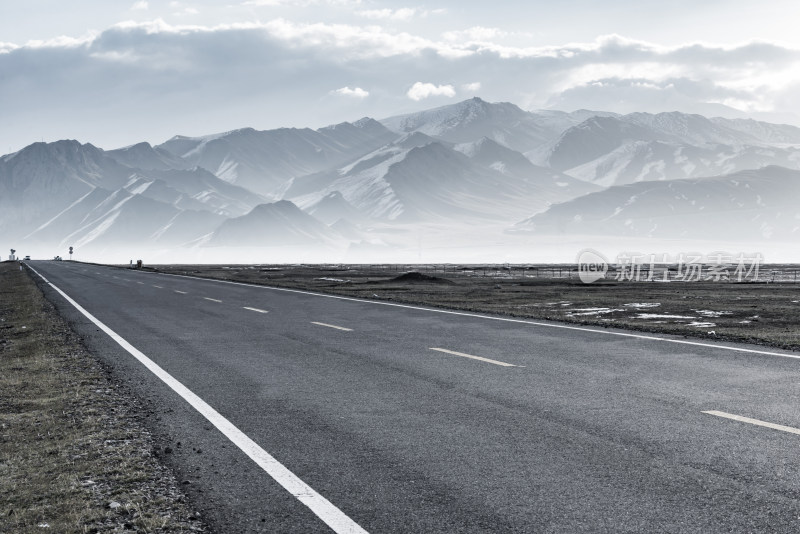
[4,98,800,260]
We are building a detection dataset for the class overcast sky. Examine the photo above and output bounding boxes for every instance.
[2,0,800,153]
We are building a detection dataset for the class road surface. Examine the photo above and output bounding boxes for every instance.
[27,261,800,533]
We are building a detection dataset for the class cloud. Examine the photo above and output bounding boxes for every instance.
[242,0,290,5]
[168,1,199,15]
[21,34,96,50]
[243,0,362,5]
[407,82,456,101]
[131,1,149,10]
[2,18,800,152]
[354,8,445,21]
[260,18,466,58]
[443,27,506,42]
[332,86,369,98]
[546,77,763,116]
[0,42,19,54]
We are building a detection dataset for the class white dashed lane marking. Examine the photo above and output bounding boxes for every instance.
[311,322,352,332]
[429,347,521,367]
[703,410,800,436]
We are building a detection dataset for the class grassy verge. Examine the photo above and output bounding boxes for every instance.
[0,262,204,533]
[143,264,800,352]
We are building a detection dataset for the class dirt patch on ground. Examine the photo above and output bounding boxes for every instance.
[0,262,205,533]
[137,263,800,352]
[388,271,455,284]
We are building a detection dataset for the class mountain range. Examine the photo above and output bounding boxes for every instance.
[3,97,799,262]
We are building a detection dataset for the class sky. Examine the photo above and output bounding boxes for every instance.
[2,0,800,153]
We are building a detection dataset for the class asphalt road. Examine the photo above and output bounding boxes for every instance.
[27,260,800,533]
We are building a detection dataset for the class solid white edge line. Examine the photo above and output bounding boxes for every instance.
[27,265,368,534]
[243,307,269,314]
[702,410,800,436]
[154,271,800,362]
[429,348,519,367]
[311,321,353,332]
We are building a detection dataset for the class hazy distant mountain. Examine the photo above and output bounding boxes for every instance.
[329,217,365,240]
[562,141,800,187]
[515,165,800,240]
[303,191,369,225]
[455,137,599,206]
[526,109,621,137]
[25,181,226,250]
[624,112,759,146]
[709,117,800,145]
[381,97,553,153]
[282,136,427,219]
[368,142,511,221]
[153,209,227,245]
[538,116,662,172]
[5,98,800,259]
[24,187,116,244]
[156,118,397,197]
[134,168,266,217]
[286,134,599,223]
[2,140,253,251]
[287,136,576,222]
[58,189,182,248]
[121,175,213,213]
[27,186,224,251]
[0,140,133,237]
[380,98,619,155]
[532,112,800,187]
[208,200,339,247]
[106,142,190,171]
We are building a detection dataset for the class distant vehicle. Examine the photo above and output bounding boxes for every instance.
[54,256,62,261]
[24,255,30,261]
